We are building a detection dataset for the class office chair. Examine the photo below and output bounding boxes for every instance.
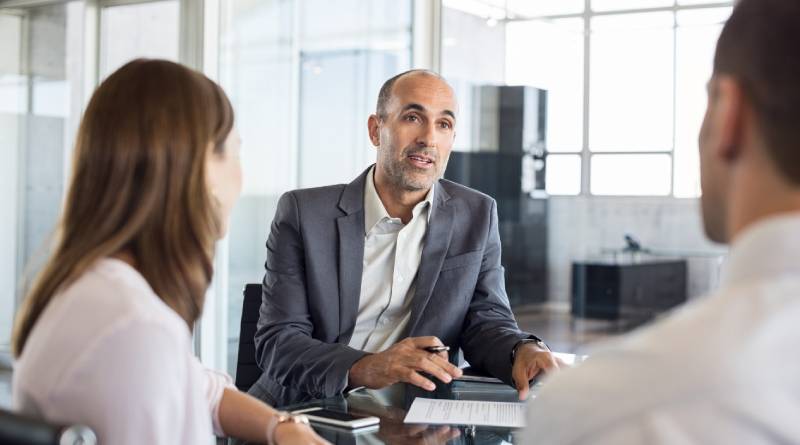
[234,283,263,392]
[0,409,96,445]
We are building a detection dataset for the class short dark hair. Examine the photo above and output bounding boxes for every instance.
[375,69,447,118]
[714,0,800,184]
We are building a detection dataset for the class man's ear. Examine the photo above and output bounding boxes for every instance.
[713,76,746,161]
[367,114,381,147]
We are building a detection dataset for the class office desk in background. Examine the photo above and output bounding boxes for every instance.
[230,353,583,445]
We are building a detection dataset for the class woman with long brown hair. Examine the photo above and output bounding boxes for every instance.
[11,59,327,445]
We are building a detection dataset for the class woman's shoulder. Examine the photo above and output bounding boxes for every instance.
[65,257,189,333]
[16,258,191,375]
[13,258,196,416]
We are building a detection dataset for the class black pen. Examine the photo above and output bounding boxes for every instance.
[424,346,450,353]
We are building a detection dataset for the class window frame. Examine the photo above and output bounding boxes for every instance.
[491,0,733,198]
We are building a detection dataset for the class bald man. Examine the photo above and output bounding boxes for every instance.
[249,70,559,407]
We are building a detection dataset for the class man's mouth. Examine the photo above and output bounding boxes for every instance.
[407,153,435,168]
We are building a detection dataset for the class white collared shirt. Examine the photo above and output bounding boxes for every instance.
[347,166,433,353]
[13,258,232,445]
[524,213,800,445]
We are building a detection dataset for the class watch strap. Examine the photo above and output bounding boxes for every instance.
[510,336,549,366]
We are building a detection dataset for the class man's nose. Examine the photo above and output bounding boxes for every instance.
[415,121,437,148]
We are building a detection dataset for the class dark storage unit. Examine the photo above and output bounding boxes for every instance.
[571,260,688,320]
[445,85,548,306]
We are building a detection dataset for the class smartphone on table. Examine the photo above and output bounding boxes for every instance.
[292,407,380,430]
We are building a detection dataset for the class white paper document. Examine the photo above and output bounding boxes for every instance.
[403,398,525,428]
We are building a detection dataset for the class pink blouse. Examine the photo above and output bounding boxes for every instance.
[13,258,233,444]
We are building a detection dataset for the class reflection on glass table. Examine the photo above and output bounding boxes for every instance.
[230,353,583,445]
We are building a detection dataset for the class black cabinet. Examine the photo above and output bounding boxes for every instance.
[444,85,548,306]
[571,260,688,320]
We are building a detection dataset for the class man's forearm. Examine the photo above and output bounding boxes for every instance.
[346,353,371,389]
[462,327,530,385]
[256,329,369,396]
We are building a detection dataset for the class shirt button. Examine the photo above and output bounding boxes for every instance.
[397,275,404,283]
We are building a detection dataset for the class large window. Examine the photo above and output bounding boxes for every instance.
[448,0,732,197]
[441,0,729,305]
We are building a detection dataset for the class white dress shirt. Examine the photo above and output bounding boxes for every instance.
[347,166,433,353]
[13,258,233,445]
[524,213,800,445]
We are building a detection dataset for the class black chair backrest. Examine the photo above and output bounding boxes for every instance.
[0,409,96,445]
[235,283,263,392]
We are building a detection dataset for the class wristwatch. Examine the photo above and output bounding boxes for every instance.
[266,411,310,445]
[510,336,549,366]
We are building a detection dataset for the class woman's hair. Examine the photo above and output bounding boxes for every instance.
[12,59,234,356]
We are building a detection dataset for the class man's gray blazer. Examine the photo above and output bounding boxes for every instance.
[248,166,537,407]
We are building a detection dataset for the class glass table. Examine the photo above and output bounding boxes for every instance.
[285,381,523,445]
[230,354,582,444]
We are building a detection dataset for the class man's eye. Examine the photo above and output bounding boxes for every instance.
[405,115,419,122]
[440,121,452,129]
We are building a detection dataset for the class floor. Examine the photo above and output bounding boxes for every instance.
[513,304,645,354]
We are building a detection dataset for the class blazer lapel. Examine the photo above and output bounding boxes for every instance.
[406,181,454,335]
[335,167,370,343]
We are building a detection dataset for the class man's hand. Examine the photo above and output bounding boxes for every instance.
[512,344,565,400]
[349,337,463,391]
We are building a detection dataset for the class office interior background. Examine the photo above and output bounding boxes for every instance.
[0,0,733,407]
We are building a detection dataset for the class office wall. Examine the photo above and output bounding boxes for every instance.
[0,13,23,347]
[547,196,726,304]
[0,4,80,349]
[20,116,65,275]
[19,5,70,296]
[0,114,19,347]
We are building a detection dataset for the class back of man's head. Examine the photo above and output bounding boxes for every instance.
[714,0,800,185]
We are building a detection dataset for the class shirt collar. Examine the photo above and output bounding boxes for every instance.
[364,166,434,235]
[720,212,800,289]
